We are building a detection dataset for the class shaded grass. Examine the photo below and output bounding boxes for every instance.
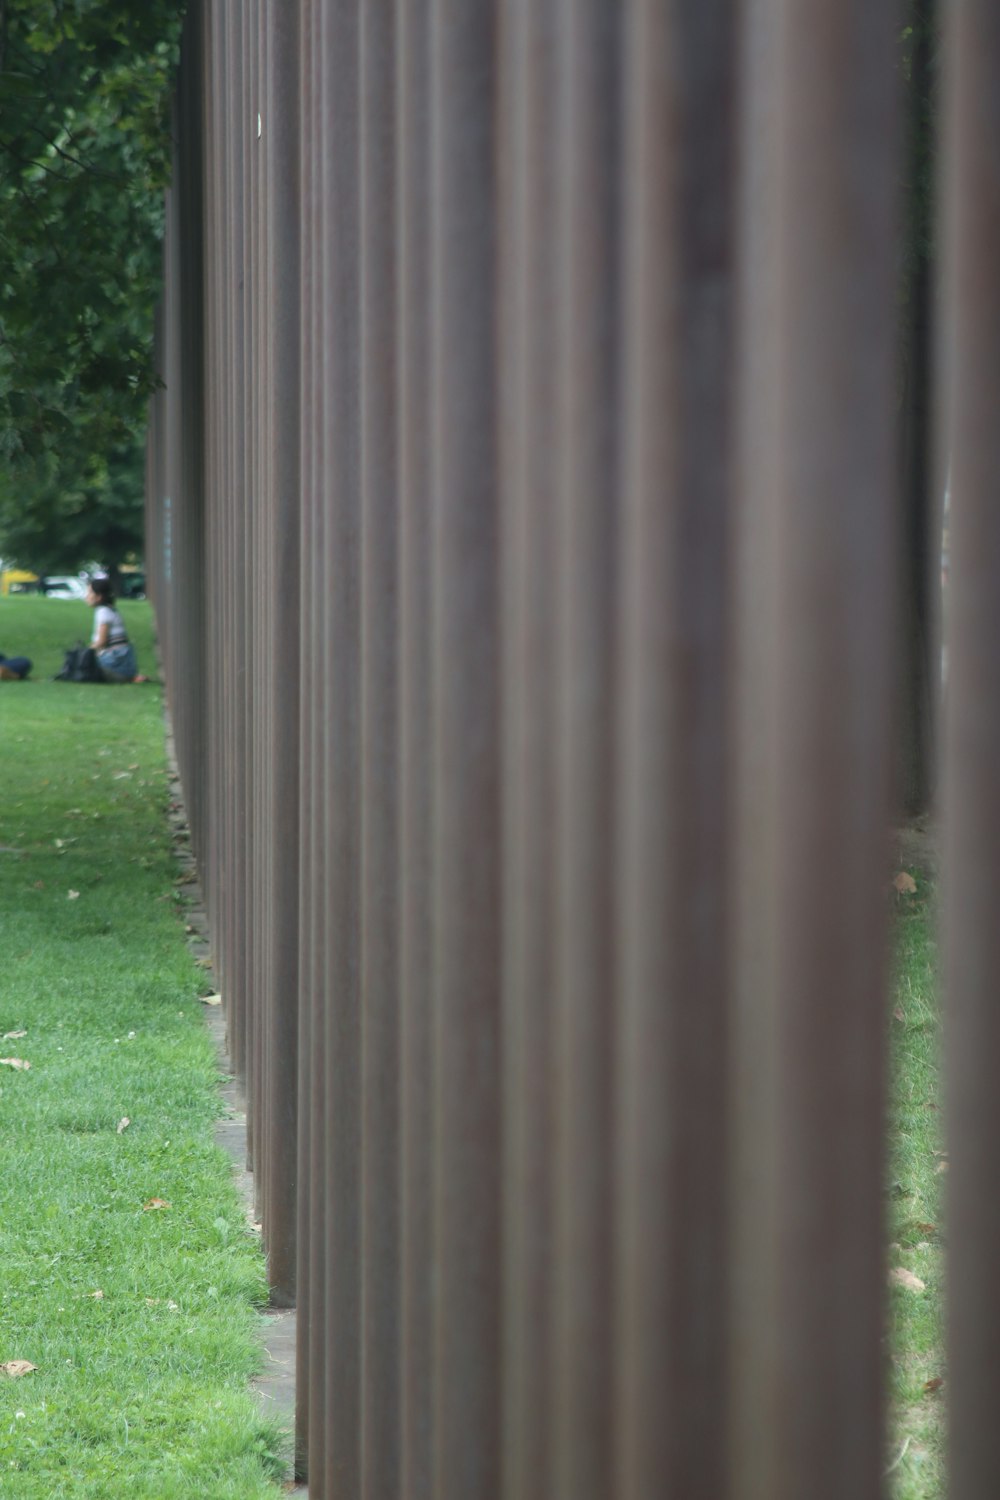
[0,598,286,1498]
[888,873,946,1499]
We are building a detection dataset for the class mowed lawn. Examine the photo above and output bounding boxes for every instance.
[888,874,946,1500]
[0,596,287,1498]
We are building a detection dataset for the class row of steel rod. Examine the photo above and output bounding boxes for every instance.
[144,2,1000,1497]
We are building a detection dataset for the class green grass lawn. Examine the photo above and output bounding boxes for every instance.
[889,872,946,1499]
[0,597,287,1498]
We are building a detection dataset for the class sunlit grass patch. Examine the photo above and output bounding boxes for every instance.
[0,598,287,1498]
[888,872,946,1500]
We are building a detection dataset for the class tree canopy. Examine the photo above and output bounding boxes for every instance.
[0,0,186,572]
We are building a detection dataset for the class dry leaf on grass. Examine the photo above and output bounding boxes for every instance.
[2,1030,26,1040]
[936,1160,949,1174]
[893,871,918,894]
[0,1362,37,1378]
[142,1198,171,1211]
[117,1118,130,1134]
[916,1222,937,1235]
[67,890,80,901]
[89,1290,104,1301]
[0,1058,30,1071]
[200,994,222,1007]
[890,1267,926,1293]
[893,1007,906,1023]
[924,1376,944,1394]
[194,957,213,970]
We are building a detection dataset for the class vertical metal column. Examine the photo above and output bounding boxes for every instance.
[614,7,735,1500]
[729,4,901,1499]
[319,2,363,1494]
[550,6,620,1498]
[359,1,401,1495]
[396,1,434,1494]
[941,5,1000,1497]
[429,2,502,1496]
[496,5,558,1499]
[262,0,301,1307]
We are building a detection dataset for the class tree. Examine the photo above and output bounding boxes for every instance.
[0,0,185,571]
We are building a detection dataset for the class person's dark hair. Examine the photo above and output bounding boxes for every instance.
[89,575,115,607]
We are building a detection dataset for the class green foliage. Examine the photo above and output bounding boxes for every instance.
[0,0,186,570]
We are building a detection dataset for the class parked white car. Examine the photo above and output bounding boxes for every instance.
[40,576,88,599]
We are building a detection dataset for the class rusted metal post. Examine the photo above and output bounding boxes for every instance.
[319,2,362,1495]
[429,2,502,1496]
[396,2,434,1496]
[295,0,323,1480]
[359,1,400,1494]
[614,7,735,1499]
[729,4,901,1499]
[260,0,301,1308]
[941,6,1000,1496]
[496,5,558,1499]
[549,6,620,1498]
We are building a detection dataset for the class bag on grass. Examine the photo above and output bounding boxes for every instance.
[54,642,104,683]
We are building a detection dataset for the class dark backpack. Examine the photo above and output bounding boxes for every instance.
[54,642,104,683]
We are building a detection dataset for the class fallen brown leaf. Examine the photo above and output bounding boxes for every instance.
[89,1290,104,1301]
[936,1160,949,1174]
[893,1007,906,1023]
[894,871,918,894]
[142,1198,171,1211]
[200,994,222,1007]
[890,1267,926,1293]
[0,1058,30,1071]
[924,1376,944,1394]
[916,1222,937,1235]
[117,1118,131,1134]
[2,1030,27,1041]
[0,1362,37,1378]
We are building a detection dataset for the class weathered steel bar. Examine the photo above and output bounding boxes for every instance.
[549,5,620,1497]
[319,1,363,1494]
[496,4,558,1499]
[295,0,322,1480]
[359,1,401,1495]
[941,5,1000,1496]
[613,7,735,1499]
[730,4,901,1498]
[260,0,301,1306]
[243,0,260,1187]
[429,3,502,1497]
[184,6,207,850]
[202,0,221,950]
[395,0,434,1494]
[727,1,783,1493]
[226,0,248,1086]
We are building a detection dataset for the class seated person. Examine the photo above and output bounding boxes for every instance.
[86,576,138,682]
[0,652,32,680]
